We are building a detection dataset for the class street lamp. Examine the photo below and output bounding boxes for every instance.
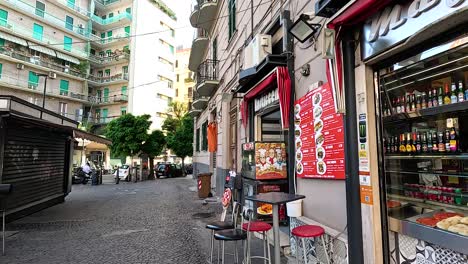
[288,14,322,43]
[36,74,49,118]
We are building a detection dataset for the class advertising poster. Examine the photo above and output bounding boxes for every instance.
[294,83,345,179]
[254,142,287,180]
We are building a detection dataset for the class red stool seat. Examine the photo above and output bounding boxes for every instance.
[292,225,325,238]
[242,221,272,232]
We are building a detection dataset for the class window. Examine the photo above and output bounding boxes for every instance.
[201,121,208,151]
[196,128,200,152]
[102,108,108,123]
[108,13,114,18]
[64,36,72,51]
[175,89,179,97]
[67,0,75,8]
[121,86,127,99]
[65,16,73,30]
[167,97,173,106]
[175,60,178,68]
[104,69,110,76]
[59,79,69,95]
[121,107,127,115]
[96,90,102,101]
[124,26,130,36]
[159,57,174,71]
[0,63,2,79]
[99,51,104,57]
[33,23,43,41]
[0,9,8,27]
[90,49,96,55]
[122,66,128,74]
[228,0,236,39]
[103,88,109,102]
[0,38,4,47]
[28,71,39,89]
[107,31,112,41]
[101,15,106,20]
[159,39,174,55]
[98,70,103,77]
[213,37,217,61]
[158,75,173,88]
[176,74,179,82]
[106,49,112,56]
[160,22,175,38]
[59,102,68,116]
[28,97,39,105]
[100,32,105,44]
[35,1,45,18]
[188,87,193,97]
[75,108,83,122]
[126,7,131,14]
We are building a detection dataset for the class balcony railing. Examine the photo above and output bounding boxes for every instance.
[0,18,88,58]
[88,73,129,84]
[197,59,218,83]
[89,53,129,65]
[94,0,121,6]
[0,73,87,101]
[0,46,86,79]
[4,0,91,37]
[90,33,130,45]
[91,12,132,25]
[87,94,128,104]
[86,115,120,124]
[56,0,91,17]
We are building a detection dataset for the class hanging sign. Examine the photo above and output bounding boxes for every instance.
[362,0,468,59]
[254,88,279,112]
[294,83,345,179]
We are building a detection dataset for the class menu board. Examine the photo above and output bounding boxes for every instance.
[294,83,345,179]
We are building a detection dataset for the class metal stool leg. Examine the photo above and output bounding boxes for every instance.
[321,236,330,264]
[234,241,239,264]
[210,230,215,264]
[218,241,221,264]
[263,232,267,264]
[266,232,271,264]
[295,236,300,264]
[2,210,5,256]
[221,241,225,264]
[301,238,308,264]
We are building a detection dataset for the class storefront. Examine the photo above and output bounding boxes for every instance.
[336,0,468,263]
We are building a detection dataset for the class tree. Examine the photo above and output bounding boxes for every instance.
[167,114,194,175]
[105,114,151,160]
[162,117,180,135]
[141,130,166,179]
[168,101,188,122]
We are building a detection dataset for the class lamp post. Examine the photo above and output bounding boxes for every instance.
[37,74,49,118]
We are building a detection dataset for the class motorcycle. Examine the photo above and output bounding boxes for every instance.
[72,167,91,184]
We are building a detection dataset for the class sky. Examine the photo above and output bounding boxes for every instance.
[166,0,195,49]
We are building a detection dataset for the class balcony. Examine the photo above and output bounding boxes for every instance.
[87,73,129,86]
[0,73,87,102]
[86,115,120,124]
[196,59,219,97]
[89,52,130,66]
[90,33,130,47]
[0,45,86,79]
[56,0,91,18]
[188,29,209,71]
[0,18,88,58]
[87,94,128,105]
[190,0,218,32]
[91,12,132,30]
[192,94,209,110]
[3,0,91,38]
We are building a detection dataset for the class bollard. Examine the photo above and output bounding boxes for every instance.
[115,166,120,184]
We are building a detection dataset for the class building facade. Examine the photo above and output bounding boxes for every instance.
[174,47,194,105]
[0,0,177,133]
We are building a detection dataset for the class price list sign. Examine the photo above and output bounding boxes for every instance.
[294,83,345,179]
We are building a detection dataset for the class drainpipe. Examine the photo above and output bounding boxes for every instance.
[343,31,364,264]
[282,10,295,194]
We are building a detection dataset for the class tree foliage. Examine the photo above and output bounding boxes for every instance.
[162,117,180,135]
[167,114,194,171]
[141,130,166,158]
[105,114,151,157]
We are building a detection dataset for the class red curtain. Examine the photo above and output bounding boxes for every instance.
[241,66,291,129]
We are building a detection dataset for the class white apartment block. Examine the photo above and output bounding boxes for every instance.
[0,0,177,132]
[174,47,194,105]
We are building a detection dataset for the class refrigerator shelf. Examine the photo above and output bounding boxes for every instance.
[387,194,468,213]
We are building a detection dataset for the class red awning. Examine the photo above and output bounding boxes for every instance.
[241,66,291,129]
[328,0,395,28]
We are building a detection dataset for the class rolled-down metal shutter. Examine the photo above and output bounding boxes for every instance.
[3,119,68,210]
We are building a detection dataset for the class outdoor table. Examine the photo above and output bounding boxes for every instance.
[245,192,305,264]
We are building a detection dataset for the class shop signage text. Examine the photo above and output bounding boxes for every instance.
[363,0,467,59]
[254,88,278,112]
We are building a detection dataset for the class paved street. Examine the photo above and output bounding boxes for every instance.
[2,175,287,264]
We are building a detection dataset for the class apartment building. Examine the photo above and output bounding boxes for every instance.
[174,47,194,105]
[0,0,91,122]
[0,0,177,133]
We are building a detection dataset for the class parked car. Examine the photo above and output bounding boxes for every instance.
[184,164,193,175]
[113,165,130,181]
[156,163,183,178]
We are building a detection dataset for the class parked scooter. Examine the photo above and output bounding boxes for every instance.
[72,167,91,184]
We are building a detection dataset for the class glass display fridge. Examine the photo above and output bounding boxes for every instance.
[377,35,468,255]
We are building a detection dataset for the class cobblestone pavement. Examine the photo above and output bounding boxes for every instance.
[2,175,289,264]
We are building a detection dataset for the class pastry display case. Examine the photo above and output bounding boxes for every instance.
[378,37,468,254]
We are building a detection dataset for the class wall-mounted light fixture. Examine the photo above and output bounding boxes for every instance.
[289,14,322,43]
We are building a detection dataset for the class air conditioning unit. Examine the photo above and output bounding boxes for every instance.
[243,34,272,69]
[48,72,57,79]
[16,63,24,70]
[63,68,69,73]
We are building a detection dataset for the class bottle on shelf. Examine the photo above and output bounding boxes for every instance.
[428,90,433,108]
[392,97,397,114]
[444,84,451,105]
[400,134,407,153]
[426,131,433,152]
[394,136,399,153]
[450,83,458,104]
[421,92,427,109]
[438,131,446,152]
[415,132,422,153]
[449,127,458,152]
[422,132,428,153]
[433,88,439,107]
[406,94,411,113]
[411,93,416,111]
[432,131,439,152]
[457,81,464,102]
[406,133,413,153]
[445,129,451,151]
[396,96,401,113]
[464,81,468,101]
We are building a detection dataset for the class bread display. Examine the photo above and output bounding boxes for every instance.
[436,216,462,230]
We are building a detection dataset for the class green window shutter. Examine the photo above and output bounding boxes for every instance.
[103,88,109,102]
[106,49,111,56]
[196,128,200,152]
[99,51,104,57]
[122,66,128,74]
[108,13,114,18]
[202,121,208,151]
[120,107,127,115]
[0,38,4,47]
[33,23,43,41]
[212,37,217,61]
[124,26,130,36]
[0,9,8,27]
[35,1,45,18]
[28,71,39,89]
[121,86,127,100]
[107,31,112,41]
[126,7,131,14]
[169,44,174,54]
[0,63,3,79]
[60,80,69,95]
[90,49,96,55]
[64,36,72,51]
[67,0,75,8]
[228,0,236,39]
[105,69,110,76]
[65,16,73,30]
[102,109,108,123]
[100,32,105,44]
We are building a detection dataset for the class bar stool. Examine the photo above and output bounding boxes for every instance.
[0,184,12,256]
[205,202,240,264]
[291,225,330,264]
[242,220,271,264]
